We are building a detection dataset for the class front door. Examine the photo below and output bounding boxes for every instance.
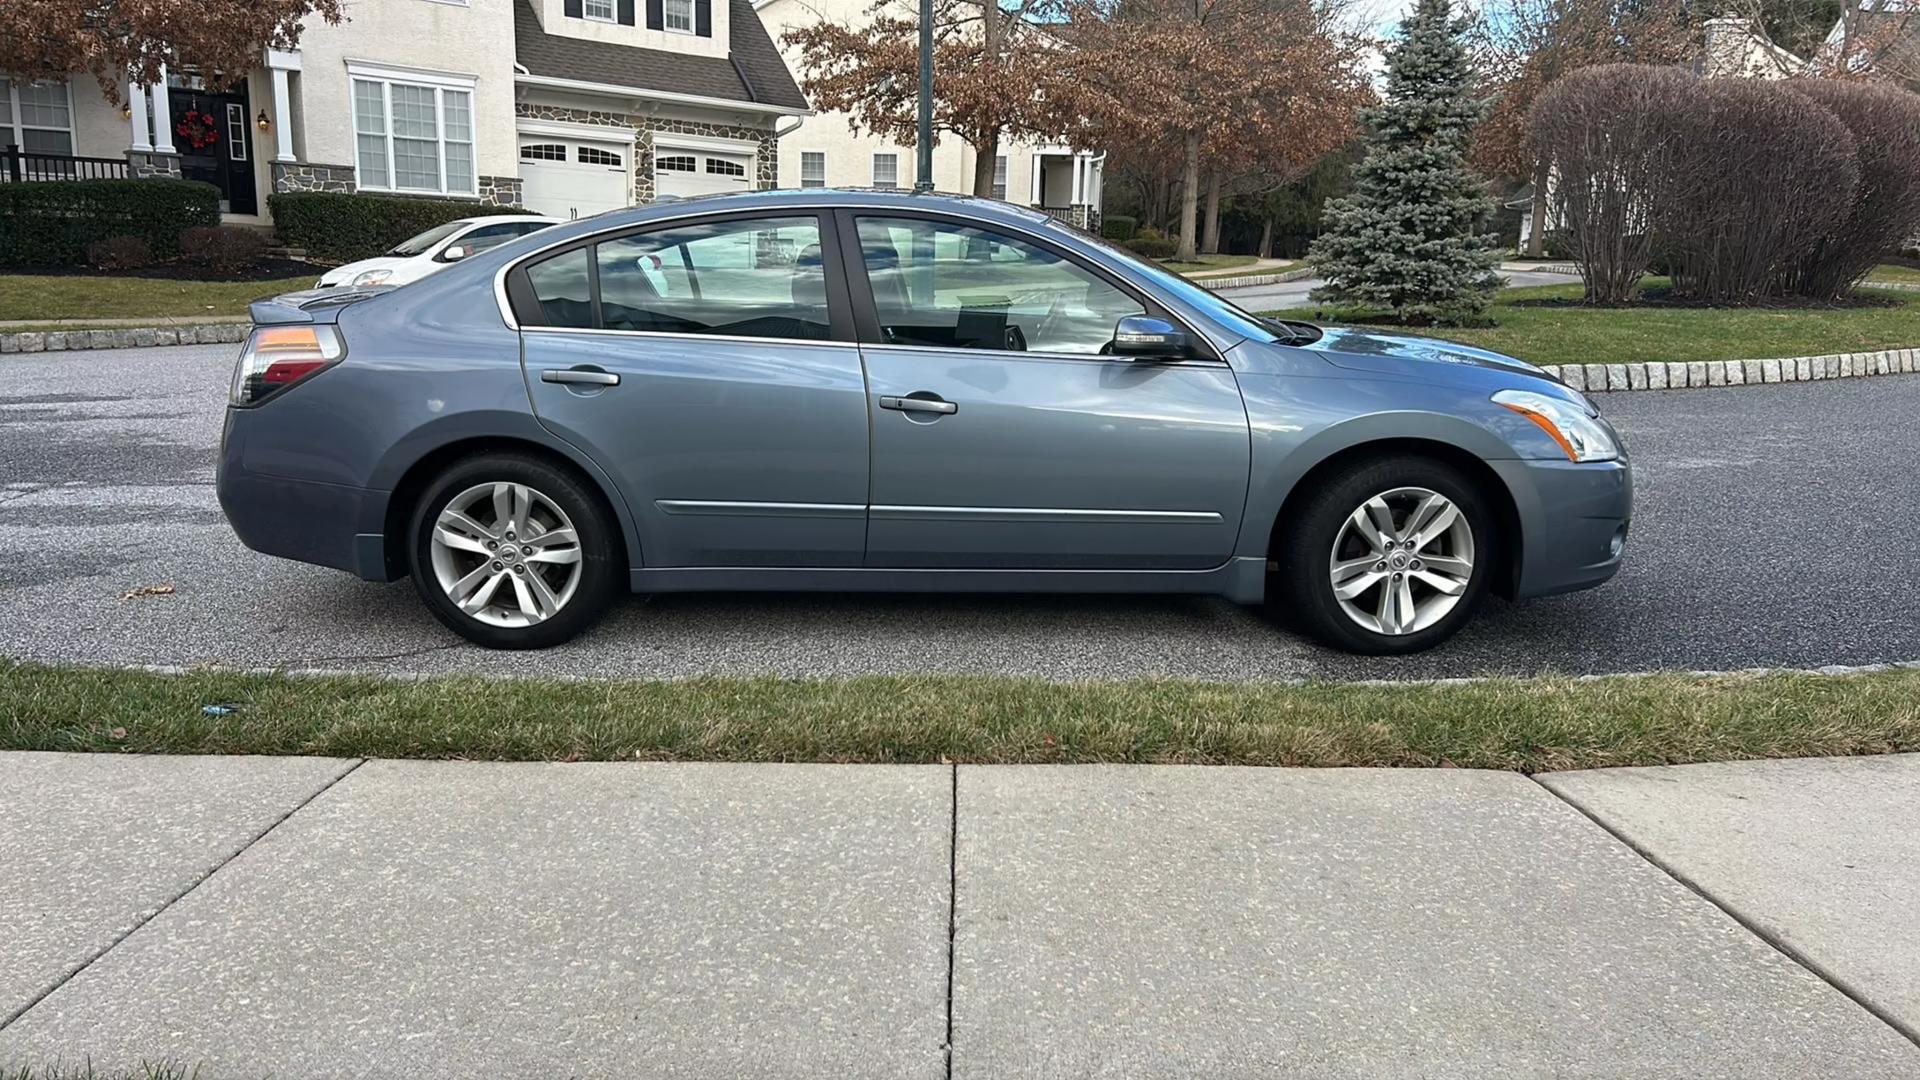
[843,212,1251,570]
[513,212,869,568]
[168,86,256,216]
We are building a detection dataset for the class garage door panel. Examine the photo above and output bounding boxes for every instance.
[520,138,630,220]
[656,149,754,200]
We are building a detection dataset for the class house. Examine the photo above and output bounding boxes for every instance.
[2,0,808,227]
[753,0,1105,229]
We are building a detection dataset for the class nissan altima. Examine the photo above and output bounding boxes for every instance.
[218,190,1630,654]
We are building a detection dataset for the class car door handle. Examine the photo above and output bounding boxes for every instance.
[879,395,957,415]
[542,368,620,387]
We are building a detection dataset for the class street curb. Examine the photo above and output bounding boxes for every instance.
[0,323,249,353]
[1542,348,1920,392]
[1192,266,1316,290]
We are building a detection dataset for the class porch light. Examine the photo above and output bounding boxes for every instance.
[256,109,270,131]
[120,103,132,120]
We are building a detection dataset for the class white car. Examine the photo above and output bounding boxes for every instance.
[315,215,563,289]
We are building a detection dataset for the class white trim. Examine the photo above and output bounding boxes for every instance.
[125,80,151,152]
[583,0,618,20]
[652,130,758,155]
[149,68,175,154]
[265,48,303,72]
[517,116,638,141]
[344,60,478,90]
[269,67,295,162]
[515,73,810,117]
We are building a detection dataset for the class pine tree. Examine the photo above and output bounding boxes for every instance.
[1307,0,1501,324]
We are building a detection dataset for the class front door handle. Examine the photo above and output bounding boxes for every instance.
[879,395,957,415]
[542,367,620,387]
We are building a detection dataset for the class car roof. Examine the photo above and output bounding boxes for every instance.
[531,189,1057,246]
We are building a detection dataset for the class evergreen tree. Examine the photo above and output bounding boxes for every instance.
[1308,0,1501,324]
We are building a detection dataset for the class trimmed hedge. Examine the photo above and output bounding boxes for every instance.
[0,179,220,267]
[1123,232,1178,259]
[270,191,534,263]
[1100,214,1138,242]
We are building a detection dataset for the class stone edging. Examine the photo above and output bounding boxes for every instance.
[1193,266,1316,290]
[1541,348,1920,392]
[0,323,249,354]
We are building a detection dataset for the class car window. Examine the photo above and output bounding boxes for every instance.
[526,247,593,329]
[386,220,467,257]
[854,216,1143,355]
[594,216,829,341]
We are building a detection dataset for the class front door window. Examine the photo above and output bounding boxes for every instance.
[854,216,1143,355]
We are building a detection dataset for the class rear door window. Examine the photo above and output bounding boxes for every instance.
[594,216,828,340]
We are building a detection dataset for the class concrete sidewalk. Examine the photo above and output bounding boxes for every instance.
[3,753,1917,1078]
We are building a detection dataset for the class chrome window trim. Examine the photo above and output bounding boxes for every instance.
[519,323,1227,367]
[491,200,1232,356]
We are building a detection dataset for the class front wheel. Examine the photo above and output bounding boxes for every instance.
[1272,455,1495,655]
[407,453,621,649]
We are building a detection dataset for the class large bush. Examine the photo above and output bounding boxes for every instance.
[1122,230,1177,259]
[1781,80,1920,300]
[1100,214,1138,242]
[180,224,268,273]
[1530,66,1694,304]
[1656,79,1858,304]
[0,179,220,267]
[1531,67,1920,305]
[269,192,534,263]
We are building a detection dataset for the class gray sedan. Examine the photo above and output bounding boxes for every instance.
[218,190,1630,654]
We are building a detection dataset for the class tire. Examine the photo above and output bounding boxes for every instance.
[407,452,621,649]
[1271,454,1496,655]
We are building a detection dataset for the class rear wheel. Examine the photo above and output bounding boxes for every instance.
[407,453,620,649]
[1273,455,1494,654]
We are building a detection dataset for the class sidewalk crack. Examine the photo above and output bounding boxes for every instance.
[1532,774,1920,1052]
[944,762,958,1080]
[0,757,368,1033]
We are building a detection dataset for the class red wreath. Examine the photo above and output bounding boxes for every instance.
[175,109,220,151]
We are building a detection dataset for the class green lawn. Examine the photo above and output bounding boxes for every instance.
[1157,253,1262,276]
[1866,263,1920,285]
[0,274,312,322]
[5,660,1918,773]
[1268,282,1920,368]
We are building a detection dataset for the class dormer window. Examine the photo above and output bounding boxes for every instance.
[663,0,694,32]
[583,0,615,20]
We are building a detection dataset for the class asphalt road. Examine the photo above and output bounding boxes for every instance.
[3,342,1917,682]
[1214,267,1577,310]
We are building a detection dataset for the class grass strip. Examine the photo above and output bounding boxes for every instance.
[0,274,310,322]
[4,661,1918,772]
[1268,282,1920,368]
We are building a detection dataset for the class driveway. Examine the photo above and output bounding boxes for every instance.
[2,343,1917,682]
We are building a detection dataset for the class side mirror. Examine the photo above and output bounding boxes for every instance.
[441,245,469,261]
[1111,314,1189,359]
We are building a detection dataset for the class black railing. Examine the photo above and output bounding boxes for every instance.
[1,145,131,182]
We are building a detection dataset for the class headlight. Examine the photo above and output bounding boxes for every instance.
[1492,389,1619,462]
[351,269,392,287]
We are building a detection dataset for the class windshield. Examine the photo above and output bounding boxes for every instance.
[1043,220,1318,345]
[386,221,468,257]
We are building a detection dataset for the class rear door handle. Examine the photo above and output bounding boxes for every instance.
[879,395,957,415]
[542,368,620,387]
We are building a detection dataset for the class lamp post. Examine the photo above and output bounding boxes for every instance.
[914,0,934,192]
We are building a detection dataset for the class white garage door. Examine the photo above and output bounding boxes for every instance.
[519,139,630,220]
[654,148,755,200]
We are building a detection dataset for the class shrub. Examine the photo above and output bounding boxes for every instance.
[0,179,220,267]
[179,224,267,274]
[1654,79,1858,304]
[270,192,534,263]
[1123,232,1178,259]
[1101,214,1139,242]
[1530,65,1695,304]
[86,235,154,272]
[1781,80,1920,300]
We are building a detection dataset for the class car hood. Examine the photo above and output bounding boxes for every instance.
[1303,325,1548,381]
[317,256,408,286]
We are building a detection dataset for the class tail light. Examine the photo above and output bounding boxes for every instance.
[231,325,345,405]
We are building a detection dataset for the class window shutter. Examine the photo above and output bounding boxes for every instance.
[565,0,583,16]
[646,0,663,29]
[618,0,635,24]
[696,0,712,35]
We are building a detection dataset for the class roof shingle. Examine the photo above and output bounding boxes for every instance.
[515,0,808,112]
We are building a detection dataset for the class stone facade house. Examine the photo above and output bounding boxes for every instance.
[2,0,808,227]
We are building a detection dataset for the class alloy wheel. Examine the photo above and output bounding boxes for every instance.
[1327,486,1476,636]
[429,482,584,628]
